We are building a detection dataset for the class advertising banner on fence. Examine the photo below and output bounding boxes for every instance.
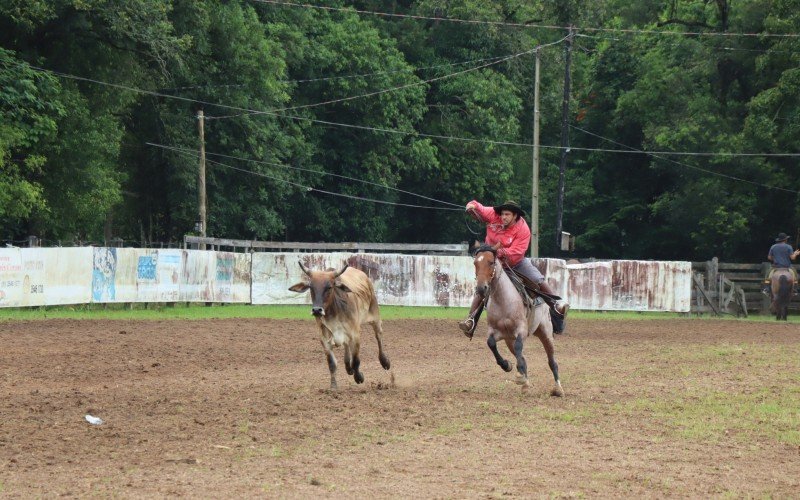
[91,248,251,304]
[3,247,689,312]
[252,253,691,312]
[252,252,477,307]
[182,250,251,302]
[0,247,93,307]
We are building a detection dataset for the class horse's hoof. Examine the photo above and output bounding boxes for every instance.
[551,383,564,397]
[501,361,513,373]
[515,377,530,387]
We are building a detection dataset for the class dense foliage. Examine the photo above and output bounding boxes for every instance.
[1,0,799,261]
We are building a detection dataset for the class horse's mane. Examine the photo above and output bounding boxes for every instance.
[473,244,497,256]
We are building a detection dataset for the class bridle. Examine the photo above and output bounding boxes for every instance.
[475,251,498,301]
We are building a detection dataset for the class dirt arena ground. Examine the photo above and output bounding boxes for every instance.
[1,317,798,498]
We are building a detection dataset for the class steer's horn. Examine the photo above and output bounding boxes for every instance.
[298,261,312,278]
[333,263,349,279]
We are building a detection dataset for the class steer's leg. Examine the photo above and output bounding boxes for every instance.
[321,339,338,390]
[343,344,354,375]
[351,339,365,384]
[369,319,391,370]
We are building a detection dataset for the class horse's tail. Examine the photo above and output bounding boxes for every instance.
[778,275,791,301]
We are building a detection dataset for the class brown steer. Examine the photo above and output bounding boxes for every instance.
[288,262,391,390]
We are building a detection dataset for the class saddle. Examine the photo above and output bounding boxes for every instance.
[508,274,546,309]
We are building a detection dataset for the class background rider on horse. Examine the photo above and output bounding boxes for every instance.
[762,232,800,296]
[459,200,569,337]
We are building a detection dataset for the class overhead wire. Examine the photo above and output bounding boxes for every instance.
[575,33,800,54]
[158,53,523,92]
[205,39,568,120]
[279,53,519,84]
[167,148,463,211]
[253,0,800,38]
[8,61,800,158]
[146,142,463,207]
[570,125,800,194]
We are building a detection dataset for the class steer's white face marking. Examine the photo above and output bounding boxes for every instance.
[476,255,485,262]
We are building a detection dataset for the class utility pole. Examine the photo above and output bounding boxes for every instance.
[197,109,207,249]
[554,26,574,254]
[530,47,541,258]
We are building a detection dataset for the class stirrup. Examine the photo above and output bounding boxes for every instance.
[553,301,569,318]
[458,318,476,338]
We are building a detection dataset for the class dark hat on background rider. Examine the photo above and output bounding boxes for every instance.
[775,232,790,242]
[493,200,526,218]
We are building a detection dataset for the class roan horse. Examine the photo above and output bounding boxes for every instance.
[289,262,391,389]
[472,245,563,396]
[770,269,795,321]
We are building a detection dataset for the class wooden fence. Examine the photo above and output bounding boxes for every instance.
[183,236,468,255]
[691,257,799,316]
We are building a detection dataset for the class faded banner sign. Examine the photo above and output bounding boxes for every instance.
[0,248,92,307]
[254,253,691,312]
[3,248,689,311]
[91,248,251,303]
[252,252,476,307]
[182,250,251,302]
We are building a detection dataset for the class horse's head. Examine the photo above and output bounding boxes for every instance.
[472,244,498,298]
[288,262,350,317]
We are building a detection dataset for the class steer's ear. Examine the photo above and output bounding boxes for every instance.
[288,281,310,293]
[334,280,351,293]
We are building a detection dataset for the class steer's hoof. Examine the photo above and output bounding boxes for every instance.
[379,354,391,370]
[354,371,365,384]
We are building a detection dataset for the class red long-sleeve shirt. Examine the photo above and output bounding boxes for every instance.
[467,200,531,267]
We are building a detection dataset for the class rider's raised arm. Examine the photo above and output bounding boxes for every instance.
[465,200,496,224]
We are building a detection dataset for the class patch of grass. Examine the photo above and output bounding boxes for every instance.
[619,388,800,445]
[433,421,473,436]
[2,302,798,323]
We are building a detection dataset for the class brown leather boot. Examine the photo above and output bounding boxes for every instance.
[458,294,484,338]
[537,282,569,317]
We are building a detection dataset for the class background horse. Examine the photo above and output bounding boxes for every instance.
[770,268,795,321]
[472,245,563,396]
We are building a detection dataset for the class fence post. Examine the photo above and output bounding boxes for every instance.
[706,257,718,308]
[760,262,771,315]
[28,236,39,247]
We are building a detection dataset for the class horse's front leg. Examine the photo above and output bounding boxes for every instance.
[505,330,529,388]
[533,328,564,397]
[487,330,512,372]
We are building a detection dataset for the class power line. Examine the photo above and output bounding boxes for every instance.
[280,53,517,84]
[575,33,800,54]
[253,0,800,38]
[146,142,462,208]
[158,53,520,91]
[168,149,463,211]
[12,62,800,157]
[571,125,800,194]
[206,42,560,120]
